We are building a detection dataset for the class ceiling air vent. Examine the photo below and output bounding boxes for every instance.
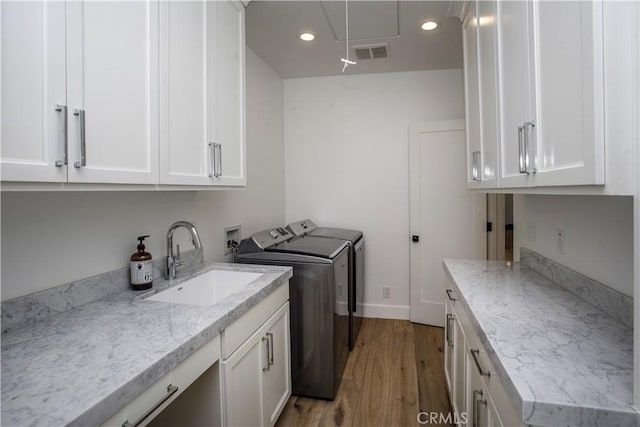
[353,44,389,60]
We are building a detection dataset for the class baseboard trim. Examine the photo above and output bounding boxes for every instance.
[361,303,410,320]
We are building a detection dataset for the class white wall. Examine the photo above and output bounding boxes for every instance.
[284,69,465,319]
[513,194,634,297]
[0,49,284,301]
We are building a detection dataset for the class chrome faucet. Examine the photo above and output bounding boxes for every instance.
[166,221,203,279]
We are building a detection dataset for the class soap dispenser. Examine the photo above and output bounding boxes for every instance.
[130,235,153,290]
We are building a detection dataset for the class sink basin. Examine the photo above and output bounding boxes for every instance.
[146,270,262,306]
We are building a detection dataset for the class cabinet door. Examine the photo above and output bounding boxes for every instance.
[1,1,67,182]
[159,0,214,186]
[532,1,605,186]
[222,330,264,427]
[261,303,291,427]
[496,1,536,187]
[476,0,499,187]
[463,3,481,187]
[466,349,488,427]
[211,0,246,186]
[66,1,159,184]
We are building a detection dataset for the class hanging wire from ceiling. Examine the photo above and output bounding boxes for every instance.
[340,0,356,72]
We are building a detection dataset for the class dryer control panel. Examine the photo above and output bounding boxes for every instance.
[286,219,318,236]
[251,227,292,249]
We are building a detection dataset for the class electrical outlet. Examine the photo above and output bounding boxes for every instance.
[527,221,536,244]
[556,228,565,254]
[382,286,391,299]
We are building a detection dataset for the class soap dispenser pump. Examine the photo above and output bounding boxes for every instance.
[130,235,153,290]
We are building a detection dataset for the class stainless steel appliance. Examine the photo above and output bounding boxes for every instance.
[236,227,350,400]
[286,219,364,350]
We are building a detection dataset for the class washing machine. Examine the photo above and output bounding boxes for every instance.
[236,227,350,400]
[286,219,364,350]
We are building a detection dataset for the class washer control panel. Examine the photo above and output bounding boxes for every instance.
[251,227,292,249]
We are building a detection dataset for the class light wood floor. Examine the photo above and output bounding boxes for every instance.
[275,319,453,427]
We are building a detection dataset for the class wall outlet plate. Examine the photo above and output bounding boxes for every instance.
[382,286,391,299]
[225,225,241,256]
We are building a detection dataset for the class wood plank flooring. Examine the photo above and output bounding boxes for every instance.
[275,319,452,427]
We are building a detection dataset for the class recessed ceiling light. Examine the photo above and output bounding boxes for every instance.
[300,32,315,41]
[421,20,438,31]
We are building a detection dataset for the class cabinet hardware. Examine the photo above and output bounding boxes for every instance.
[470,349,491,377]
[524,121,536,174]
[73,109,86,168]
[54,104,68,167]
[472,150,481,181]
[445,314,454,347]
[518,125,526,174]
[212,143,222,177]
[122,384,178,427]
[262,335,271,371]
[445,289,456,301]
[208,142,214,178]
[472,389,487,427]
[267,332,274,366]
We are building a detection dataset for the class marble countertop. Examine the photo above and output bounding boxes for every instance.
[443,259,636,427]
[1,262,292,427]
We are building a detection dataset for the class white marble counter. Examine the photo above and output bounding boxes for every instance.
[1,263,292,427]
[443,259,636,427]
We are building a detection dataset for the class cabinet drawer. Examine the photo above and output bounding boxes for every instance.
[101,335,221,427]
[221,282,289,359]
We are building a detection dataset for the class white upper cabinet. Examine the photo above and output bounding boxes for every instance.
[66,1,159,184]
[212,0,246,186]
[464,1,500,188]
[2,0,245,188]
[159,0,245,187]
[530,1,604,186]
[496,0,605,188]
[462,3,481,186]
[1,1,67,182]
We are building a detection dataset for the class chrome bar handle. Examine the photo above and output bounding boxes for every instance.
[122,384,179,427]
[470,349,491,377]
[54,105,68,167]
[73,109,86,168]
[524,121,536,174]
[445,314,454,347]
[472,150,481,181]
[445,289,456,301]
[473,389,485,427]
[518,124,526,174]
[267,332,274,366]
[213,143,222,177]
[471,151,477,181]
[208,142,214,178]
[262,335,271,371]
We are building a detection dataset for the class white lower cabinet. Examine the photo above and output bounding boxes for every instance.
[221,283,291,427]
[444,280,523,427]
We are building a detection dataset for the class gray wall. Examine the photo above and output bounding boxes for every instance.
[1,49,285,301]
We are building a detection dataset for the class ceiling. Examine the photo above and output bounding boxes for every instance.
[245,1,463,79]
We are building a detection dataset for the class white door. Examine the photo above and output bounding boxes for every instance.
[261,303,291,427]
[453,316,466,421]
[66,1,159,184]
[531,0,605,186]
[159,0,214,186]
[409,120,486,326]
[211,0,245,186]
[497,1,536,187]
[444,300,455,395]
[1,1,67,182]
